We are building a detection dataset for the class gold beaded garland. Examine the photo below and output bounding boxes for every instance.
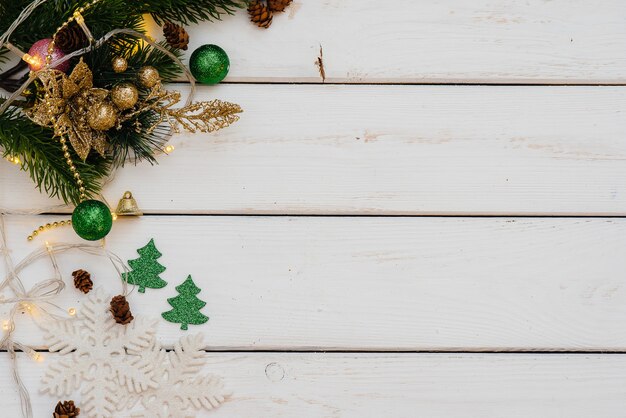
[111,83,139,110]
[137,66,160,88]
[88,102,118,131]
[27,218,71,241]
[112,56,128,73]
[25,0,101,242]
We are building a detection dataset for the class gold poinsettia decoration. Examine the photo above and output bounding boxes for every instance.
[25,59,242,162]
[26,58,110,160]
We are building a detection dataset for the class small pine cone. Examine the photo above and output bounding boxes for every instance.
[55,24,88,54]
[248,0,273,28]
[72,269,93,294]
[110,295,134,325]
[163,21,189,50]
[53,400,80,418]
[268,0,293,12]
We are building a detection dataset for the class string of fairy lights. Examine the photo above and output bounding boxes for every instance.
[0,213,132,418]
[0,0,214,415]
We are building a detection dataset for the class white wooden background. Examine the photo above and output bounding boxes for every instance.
[2,1,626,416]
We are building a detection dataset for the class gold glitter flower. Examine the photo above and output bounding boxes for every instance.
[27,58,111,160]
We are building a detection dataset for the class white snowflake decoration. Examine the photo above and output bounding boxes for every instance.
[40,288,228,418]
[119,334,228,417]
[41,289,159,417]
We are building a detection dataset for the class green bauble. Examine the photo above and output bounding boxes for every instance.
[72,200,113,241]
[189,44,230,84]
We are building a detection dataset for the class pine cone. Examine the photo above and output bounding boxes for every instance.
[163,21,189,50]
[72,269,93,294]
[55,24,88,54]
[248,0,273,28]
[110,295,134,325]
[53,400,80,418]
[268,0,293,12]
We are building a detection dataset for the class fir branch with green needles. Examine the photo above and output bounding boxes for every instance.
[0,0,146,57]
[85,40,183,165]
[87,41,183,88]
[1,0,242,206]
[107,110,172,167]
[141,0,248,25]
[0,106,110,204]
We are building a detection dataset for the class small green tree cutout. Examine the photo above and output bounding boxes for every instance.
[162,275,209,330]
[123,238,167,293]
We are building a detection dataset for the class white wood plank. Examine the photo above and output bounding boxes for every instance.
[3,215,626,350]
[161,0,626,83]
[2,85,626,215]
[3,352,626,417]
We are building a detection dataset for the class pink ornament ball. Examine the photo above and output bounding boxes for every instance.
[27,38,69,72]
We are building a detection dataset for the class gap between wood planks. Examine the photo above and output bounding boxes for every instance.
[175,81,626,87]
[4,349,626,354]
[22,213,626,219]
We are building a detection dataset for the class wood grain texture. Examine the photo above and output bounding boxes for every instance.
[3,215,626,350]
[165,0,626,83]
[2,1,626,416]
[2,84,626,215]
[4,353,626,417]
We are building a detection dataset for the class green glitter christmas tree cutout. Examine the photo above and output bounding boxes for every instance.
[162,275,209,331]
[123,238,167,293]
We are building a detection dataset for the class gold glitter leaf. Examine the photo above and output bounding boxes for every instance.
[120,85,242,135]
[62,79,81,99]
[67,59,93,90]
[166,99,243,133]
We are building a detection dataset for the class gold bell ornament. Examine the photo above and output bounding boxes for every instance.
[115,191,143,216]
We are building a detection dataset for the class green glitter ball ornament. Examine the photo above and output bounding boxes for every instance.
[72,200,113,241]
[189,44,230,85]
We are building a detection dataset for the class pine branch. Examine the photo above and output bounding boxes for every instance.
[88,41,183,88]
[0,0,242,205]
[0,62,28,93]
[107,111,171,167]
[0,77,25,93]
[0,61,26,80]
[0,0,145,57]
[0,106,110,205]
[85,41,183,167]
[140,0,248,25]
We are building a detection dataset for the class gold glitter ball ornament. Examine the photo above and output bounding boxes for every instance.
[112,56,128,73]
[137,66,160,88]
[88,102,118,131]
[111,83,139,110]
